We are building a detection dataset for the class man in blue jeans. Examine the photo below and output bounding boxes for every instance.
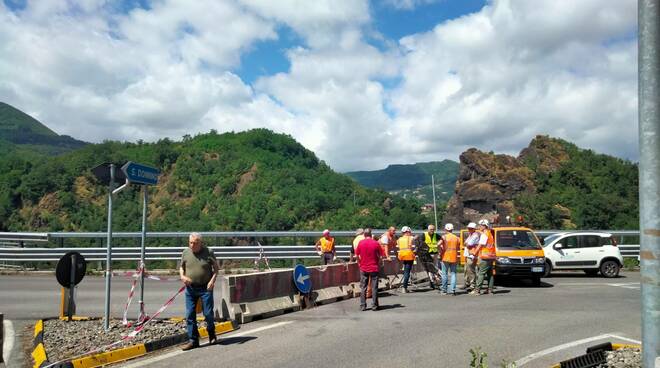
[179,233,219,351]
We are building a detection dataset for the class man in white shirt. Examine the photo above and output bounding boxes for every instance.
[378,226,396,261]
[461,222,480,291]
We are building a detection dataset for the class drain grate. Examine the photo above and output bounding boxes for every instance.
[559,350,607,368]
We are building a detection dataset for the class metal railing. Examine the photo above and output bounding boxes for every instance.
[0,230,642,262]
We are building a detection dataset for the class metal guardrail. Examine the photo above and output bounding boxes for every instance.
[0,245,355,262]
[0,230,641,262]
[0,244,641,262]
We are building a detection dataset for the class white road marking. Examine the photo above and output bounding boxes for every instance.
[121,321,293,367]
[3,319,14,364]
[559,282,640,290]
[514,333,640,367]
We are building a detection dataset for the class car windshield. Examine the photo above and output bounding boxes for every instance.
[542,234,562,247]
[496,230,542,250]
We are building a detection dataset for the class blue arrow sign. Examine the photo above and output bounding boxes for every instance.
[293,264,311,294]
[121,161,160,185]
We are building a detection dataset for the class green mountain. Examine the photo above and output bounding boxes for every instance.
[0,129,429,233]
[346,160,459,203]
[0,102,88,155]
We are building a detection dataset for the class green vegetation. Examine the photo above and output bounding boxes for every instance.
[346,160,459,203]
[515,138,638,229]
[0,101,88,155]
[0,129,429,233]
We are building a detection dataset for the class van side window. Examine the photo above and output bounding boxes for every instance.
[580,235,601,248]
[600,237,614,246]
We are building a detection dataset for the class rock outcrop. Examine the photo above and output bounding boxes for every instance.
[444,135,569,226]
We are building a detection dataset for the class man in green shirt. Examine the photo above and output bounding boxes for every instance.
[179,233,219,350]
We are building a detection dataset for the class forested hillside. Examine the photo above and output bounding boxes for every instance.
[0,129,429,232]
[346,160,459,203]
[0,102,88,155]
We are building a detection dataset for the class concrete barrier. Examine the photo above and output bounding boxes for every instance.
[220,259,432,324]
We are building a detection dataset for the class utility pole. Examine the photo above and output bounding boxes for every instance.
[638,1,660,366]
[431,175,438,230]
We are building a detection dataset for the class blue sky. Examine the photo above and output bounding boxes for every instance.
[0,0,639,171]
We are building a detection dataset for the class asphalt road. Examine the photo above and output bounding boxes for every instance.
[0,272,642,368]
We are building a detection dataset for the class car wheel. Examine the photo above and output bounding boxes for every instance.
[543,261,552,278]
[584,269,599,276]
[600,260,620,278]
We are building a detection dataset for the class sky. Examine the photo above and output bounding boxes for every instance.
[0,0,638,172]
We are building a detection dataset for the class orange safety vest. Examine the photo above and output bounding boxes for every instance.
[397,236,415,261]
[479,230,496,260]
[320,237,335,253]
[441,233,460,263]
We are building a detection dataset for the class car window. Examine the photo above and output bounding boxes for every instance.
[543,234,561,247]
[580,235,601,248]
[496,230,541,250]
[600,236,616,246]
[560,236,579,249]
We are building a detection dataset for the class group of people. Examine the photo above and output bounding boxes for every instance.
[316,220,497,311]
[176,221,498,350]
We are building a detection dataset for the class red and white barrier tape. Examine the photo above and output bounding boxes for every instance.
[43,285,186,368]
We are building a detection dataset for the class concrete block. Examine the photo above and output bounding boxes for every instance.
[313,286,350,305]
[237,295,300,324]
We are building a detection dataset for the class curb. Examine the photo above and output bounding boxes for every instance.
[32,319,237,368]
[550,342,642,368]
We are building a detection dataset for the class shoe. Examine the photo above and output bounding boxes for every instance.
[402,288,409,294]
[469,290,479,295]
[371,305,379,311]
[208,335,217,345]
[487,289,494,295]
[439,291,448,295]
[360,305,367,311]
[181,342,199,351]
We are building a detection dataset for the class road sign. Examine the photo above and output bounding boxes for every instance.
[121,161,160,185]
[56,251,86,288]
[91,162,126,185]
[293,264,311,294]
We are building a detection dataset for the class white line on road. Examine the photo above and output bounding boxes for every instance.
[514,333,640,367]
[121,321,293,368]
[3,319,14,364]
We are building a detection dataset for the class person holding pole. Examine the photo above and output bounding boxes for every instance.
[180,233,219,350]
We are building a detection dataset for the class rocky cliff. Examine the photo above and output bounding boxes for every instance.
[444,136,571,226]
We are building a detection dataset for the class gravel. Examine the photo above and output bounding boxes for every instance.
[43,318,187,363]
[596,348,642,368]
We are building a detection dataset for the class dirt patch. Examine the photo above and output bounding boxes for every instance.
[234,163,258,196]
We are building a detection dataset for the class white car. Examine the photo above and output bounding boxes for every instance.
[541,232,623,278]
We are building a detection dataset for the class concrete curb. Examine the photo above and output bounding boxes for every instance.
[549,342,642,368]
[31,319,237,368]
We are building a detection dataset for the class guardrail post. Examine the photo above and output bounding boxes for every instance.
[639,1,660,366]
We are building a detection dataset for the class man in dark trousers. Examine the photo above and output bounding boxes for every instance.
[179,232,219,350]
[355,228,385,311]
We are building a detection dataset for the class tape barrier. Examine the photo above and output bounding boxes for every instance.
[43,285,186,368]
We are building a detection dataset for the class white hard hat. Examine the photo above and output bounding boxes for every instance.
[444,223,454,231]
[467,222,477,229]
[401,226,411,233]
[478,219,490,226]
[323,229,330,235]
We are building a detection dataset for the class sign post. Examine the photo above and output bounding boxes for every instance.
[104,164,115,331]
[121,162,160,324]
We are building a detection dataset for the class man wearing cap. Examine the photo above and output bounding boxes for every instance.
[179,233,219,351]
[355,228,386,311]
[439,223,460,295]
[462,222,480,291]
[397,226,416,293]
[472,219,496,295]
[315,229,336,265]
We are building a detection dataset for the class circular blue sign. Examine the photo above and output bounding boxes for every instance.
[293,264,312,294]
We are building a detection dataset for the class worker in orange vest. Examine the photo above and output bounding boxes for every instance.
[472,219,496,295]
[439,223,460,295]
[397,226,416,293]
[315,229,336,265]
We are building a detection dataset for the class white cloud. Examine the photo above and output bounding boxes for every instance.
[383,0,441,11]
[0,0,639,173]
